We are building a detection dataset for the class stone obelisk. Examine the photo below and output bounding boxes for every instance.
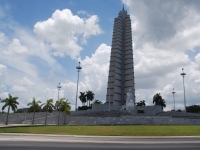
[106,6,135,108]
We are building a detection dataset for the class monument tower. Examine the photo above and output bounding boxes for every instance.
[106,6,135,107]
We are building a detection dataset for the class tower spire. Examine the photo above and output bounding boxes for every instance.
[106,7,134,107]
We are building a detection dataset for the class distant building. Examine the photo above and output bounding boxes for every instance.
[106,6,135,107]
[17,108,29,113]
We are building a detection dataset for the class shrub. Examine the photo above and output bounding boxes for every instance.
[186,105,200,113]
[78,106,92,110]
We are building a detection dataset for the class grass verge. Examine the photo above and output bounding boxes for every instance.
[0,125,200,136]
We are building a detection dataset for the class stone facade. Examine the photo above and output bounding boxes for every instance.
[1,112,200,125]
[106,7,135,106]
[92,103,121,111]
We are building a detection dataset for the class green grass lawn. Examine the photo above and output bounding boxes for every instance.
[0,125,200,136]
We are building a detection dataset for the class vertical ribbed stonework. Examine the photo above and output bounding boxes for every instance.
[106,7,135,107]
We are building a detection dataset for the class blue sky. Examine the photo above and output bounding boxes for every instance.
[0,0,200,111]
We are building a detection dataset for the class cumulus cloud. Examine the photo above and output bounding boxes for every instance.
[60,44,111,108]
[18,77,35,86]
[0,6,105,110]
[135,43,190,89]
[34,9,103,59]
[0,32,8,44]
[3,38,29,56]
[80,43,110,92]
[11,85,28,93]
[123,0,200,50]
[123,0,200,110]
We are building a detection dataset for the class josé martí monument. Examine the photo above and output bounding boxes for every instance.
[106,6,136,111]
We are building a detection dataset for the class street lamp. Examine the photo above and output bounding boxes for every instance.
[172,88,176,111]
[180,68,186,112]
[75,62,82,111]
[57,83,61,100]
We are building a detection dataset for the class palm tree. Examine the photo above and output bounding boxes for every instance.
[153,93,166,110]
[41,99,55,125]
[60,99,71,125]
[79,92,87,106]
[55,98,65,125]
[153,93,161,105]
[86,90,94,107]
[1,94,19,125]
[27,97,41,124]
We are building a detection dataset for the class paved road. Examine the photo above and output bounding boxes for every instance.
[0,134,200,150]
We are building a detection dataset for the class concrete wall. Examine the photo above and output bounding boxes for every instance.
[135,106,162,115]
[0,112,59,124]
[1,111,200,125]
[65,116,200,125]
[26,115,200,125]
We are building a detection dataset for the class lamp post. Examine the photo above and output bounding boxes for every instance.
[172,88,176,111]
[75,62,82,111]
[180,68,186,112]
[57,83,61,100]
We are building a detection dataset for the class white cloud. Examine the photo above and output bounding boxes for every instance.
[19,77,35,86]
[0,64,7,85]
[135,43,190,89]
[61,82,77,110]
[123,0,200,110]
[80,44,110,93]
[0,6,105,110]
[59,43,111,108]
[0,32,8,44]
[11,85,27,93]
[34,9,103,59]
[3,38,29,56]
[77,10,88,15]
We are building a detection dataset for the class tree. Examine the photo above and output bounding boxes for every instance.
[153,93,166,110]
[60,99,71,125]
[41,99,55,125]
[86,90,95,106]
[1,94,19,125]
[79,92,87,106]
[136,100,146,106]
[55,98,66,125]
[27,97,41,124]
[28,104,41,113]
[186,105,200,113]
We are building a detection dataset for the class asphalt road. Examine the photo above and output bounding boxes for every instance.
[0,134,200,150]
